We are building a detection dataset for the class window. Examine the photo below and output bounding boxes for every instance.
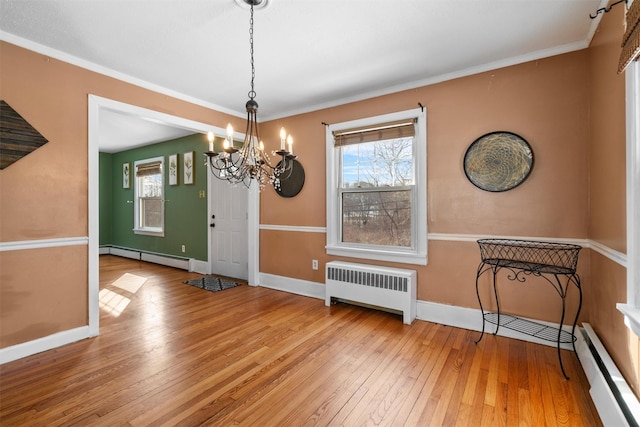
[326,108,427,265]
[618,60,640,335]
[133,157,164,236]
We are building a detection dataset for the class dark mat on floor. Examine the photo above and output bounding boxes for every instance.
[183,276,240,292]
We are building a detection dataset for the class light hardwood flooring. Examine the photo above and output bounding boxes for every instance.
[0,255,602,426]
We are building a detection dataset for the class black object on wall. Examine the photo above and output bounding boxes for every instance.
[0,100,49,169]
[275,159,305,198]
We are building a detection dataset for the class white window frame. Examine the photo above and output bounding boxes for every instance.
[133,156,165,237]
[326,108,427,265]
[618,59,640,335]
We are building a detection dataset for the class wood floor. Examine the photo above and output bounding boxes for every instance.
[0,255,601,426]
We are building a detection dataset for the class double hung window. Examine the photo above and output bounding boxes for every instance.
[326,108,427,265]
[133,157,164,236]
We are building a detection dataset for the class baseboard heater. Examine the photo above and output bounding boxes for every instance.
[577,323,640,426]
[103,246,191,271]
[325,261,417,324]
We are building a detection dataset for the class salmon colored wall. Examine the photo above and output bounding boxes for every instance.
[260,50,590,325]
[0,41,241,349]
[586,6,638,395]
[0,246,87,348]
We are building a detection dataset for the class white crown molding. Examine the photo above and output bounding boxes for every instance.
[0,31,244,119]
[1,29,590,124]
[261,40,591,121]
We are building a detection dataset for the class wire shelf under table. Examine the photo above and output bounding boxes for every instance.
[483,312,576,344]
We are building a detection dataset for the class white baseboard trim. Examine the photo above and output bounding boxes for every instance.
[579,323,640,427]
[255,274,575,350]
[258,273,325,300]
[416,300,576,350]
[0,326,92,365]
[141,252,189,270]
[109,247,141,260]
[103,246,194,271]
[190,259,209,274]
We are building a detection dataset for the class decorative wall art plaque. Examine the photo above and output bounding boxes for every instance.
[463,131,534,192]
[0,100,49,169]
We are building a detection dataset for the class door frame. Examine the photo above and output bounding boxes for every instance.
[88,95,260,335]
[207,159,253,281]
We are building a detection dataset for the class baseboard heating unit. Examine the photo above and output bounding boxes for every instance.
[325,261,417,324]
[105,246,191,270]
[577,323,640,426]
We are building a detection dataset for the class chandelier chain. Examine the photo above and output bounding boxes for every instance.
[205,0,297,190]
[248,3,256,100]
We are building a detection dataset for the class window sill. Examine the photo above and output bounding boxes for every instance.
[133,228,164,237]
[327,245,427,266]
[617,303,640,338]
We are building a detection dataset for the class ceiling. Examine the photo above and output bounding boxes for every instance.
[0,0,606,153]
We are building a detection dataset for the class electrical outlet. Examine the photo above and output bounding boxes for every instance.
[181,245,186,253]
[312,259,318,270]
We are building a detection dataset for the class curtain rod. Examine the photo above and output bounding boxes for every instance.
[590,0,627,19]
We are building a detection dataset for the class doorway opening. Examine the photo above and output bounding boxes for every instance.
[88,95,259,335]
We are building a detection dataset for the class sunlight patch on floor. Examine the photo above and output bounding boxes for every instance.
[100,273,148,317]
[99,288,131,316]
[112,272,147,293]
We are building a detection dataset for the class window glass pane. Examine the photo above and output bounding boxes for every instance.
[341,137,413,188]
[141,198,162,228]
[342,190,412,247]
[133,157,164,235]
[141,174,162,197]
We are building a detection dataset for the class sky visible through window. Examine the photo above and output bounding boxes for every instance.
[341,137,414,188]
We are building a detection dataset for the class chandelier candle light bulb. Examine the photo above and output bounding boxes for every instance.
[280,127,286,150]
[207,131,214,152]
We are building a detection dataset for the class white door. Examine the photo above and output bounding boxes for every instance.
[209,175,249,280]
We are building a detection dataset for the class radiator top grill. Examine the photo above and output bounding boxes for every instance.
[327,266,409,292]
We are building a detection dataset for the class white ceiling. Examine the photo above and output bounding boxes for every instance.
[0,0,606,153]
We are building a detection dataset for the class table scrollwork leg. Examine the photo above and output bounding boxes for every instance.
[492,267,500,336]
[556,273,570,379]
[475,262,488,344]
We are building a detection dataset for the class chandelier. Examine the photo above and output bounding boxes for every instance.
[204,0,296,189]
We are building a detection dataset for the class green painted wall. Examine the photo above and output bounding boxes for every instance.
[99,152,113,245]
[103,133,209,261]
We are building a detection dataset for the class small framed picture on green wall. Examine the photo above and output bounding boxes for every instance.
[183,151,194,185]
[168,154,178,186]
[122,162,130,189]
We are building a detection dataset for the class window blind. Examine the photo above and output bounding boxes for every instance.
[333,119,416,147]
[619,0,640,73]
[136,161,162,177]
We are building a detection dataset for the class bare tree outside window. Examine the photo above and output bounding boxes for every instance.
[341,137,414,247]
